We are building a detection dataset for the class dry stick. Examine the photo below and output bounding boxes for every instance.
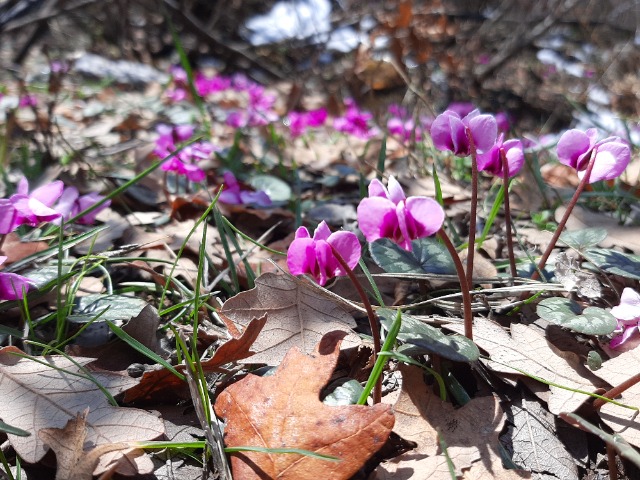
[607,444,619,480]
[593,372,640,411]
[500,149,518,278]
[437,229,474,341]
[329,245,382,404]
[529,150,597,283]
[466,130,479,290]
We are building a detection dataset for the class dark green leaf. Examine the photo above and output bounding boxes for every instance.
[583,248,640,281]
[369,238,455,275]
[536,297,616,335]
[69,294,149,324]
[559,228,607,251]
[323,380,363,406]
[0,420,30,437]
[379,309,479,362]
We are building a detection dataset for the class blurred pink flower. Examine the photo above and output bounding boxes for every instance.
[387,104,421,142]
[0,256,34,300]
[476,133,525,178]
[431,109,497,156]
[287,108,327,137]
[0,178,63,234]
[357,176,444,251]
[218,172,271,207]
[54,187,110,225]
[557,128,630,183]
[609,288,640,349]
[333,99,379,139]
[153,124,215,183]
[287,220,361,286]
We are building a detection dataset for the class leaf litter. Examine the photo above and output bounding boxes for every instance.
[0,2,640,479]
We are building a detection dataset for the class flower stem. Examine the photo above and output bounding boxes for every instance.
[466,129,478,290]
[593,372,640,411]
[329,245,382,403]
[437,228,474,340]
[500,149,517,279]
[530,150,597,282]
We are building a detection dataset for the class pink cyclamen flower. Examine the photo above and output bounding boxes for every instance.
[0,256,34,300]
[556,128,630,183]
[387,104,421,142]
[54,187,111,225]
[609,288,640,349]
[357,176,445,251]
[333,99,379,140]
[430,109,498,156]
[476,133,525,178]
[0,178,63,234]
[218,172,271,207]
[287,108,327,137]
[153,124,215,183]
[287,221,361,286]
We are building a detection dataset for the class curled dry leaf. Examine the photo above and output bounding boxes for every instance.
[39,409,132,480]
[214,331,395,480]
[0,346,165,464]
[445,318,603,414]
[220,272,361,365]
[124,314,267,403]
[374,364,513,479]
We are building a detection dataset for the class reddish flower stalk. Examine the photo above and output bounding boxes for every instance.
[329,244,382,403]
[593,372,640,410]
[466,129,478,290]
[530,151,597,282]
[500,149,517,278]
[437,228,474,340]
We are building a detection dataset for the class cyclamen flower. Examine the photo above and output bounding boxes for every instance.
[0,256,34,300]
[476,133,525,178]
[287,108,327,138]
[218,172,271,207]
[153,124,215,183]
[54,187,111,225]
[333,99,379,140]
[387,104,422,142]
[287,221,361,286]
[609,288,640,349]
[556,128,630,183]
[357,176,445,251]
[430,109,498,156]
[0,178,63,234]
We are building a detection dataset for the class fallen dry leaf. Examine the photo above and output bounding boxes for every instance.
[589,348,640,448]
[220,273,361,365]
[214,331,394,479]
[123,315,267,403]
[446,318,603,414]
[374,364,509,478]
[556,205,640,253]
[39,409,129,480]
[0,346,165,463]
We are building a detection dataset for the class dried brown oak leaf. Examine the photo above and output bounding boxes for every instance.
[446,318,602,414]
[220,272,360,365]
[373,365,523,479]
[589,348,640,448]
[0,346,164,464]
[124,314,267,403]
[39,409,130,480]
[214,330,394,479]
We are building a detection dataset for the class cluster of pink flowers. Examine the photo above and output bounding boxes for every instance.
[286,108,327,138]
[153,124,217,183]
[0,177,109,300]
[610,288,640,349]
[333,98,379,140]
[166,68,278,129]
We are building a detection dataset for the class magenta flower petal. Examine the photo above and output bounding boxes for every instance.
[328,231,361,271]
[610,325,639,349]
[557,129,592,169]
[368,179,388,198]
[611,288,640,321]
[357,196,398,243]
[0,199,19,234]
[579,140,630,183]
[314,221,332,242]
[0,256,34,300]
[467,113,498,153]
[387,176,406,204]
[405,197,445,237]
[295,226,310,239]
[431,112,467,155]
[286,236,316,276]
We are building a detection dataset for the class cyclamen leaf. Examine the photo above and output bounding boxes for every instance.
[583,248,640,281]
[536,297,617,335]
[369,238,455,275]
[379,309,479,362]
[559,228,608,251]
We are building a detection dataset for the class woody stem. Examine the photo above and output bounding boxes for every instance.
[593,372,640,411]
[437,228,473,340]
[329,245,382,404]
